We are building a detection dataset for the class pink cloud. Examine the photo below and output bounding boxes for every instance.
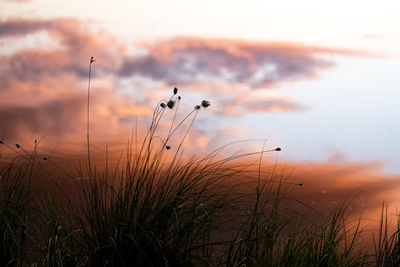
[0,19,48,37]
[0,18,123,84]
[217,96,308,115]
[0,18,373,149]
[0,18,372,90]
[118,37,369,89]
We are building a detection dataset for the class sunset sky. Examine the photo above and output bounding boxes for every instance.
[1,0,400,214]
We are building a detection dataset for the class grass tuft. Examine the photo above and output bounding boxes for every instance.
[1,82,399,266]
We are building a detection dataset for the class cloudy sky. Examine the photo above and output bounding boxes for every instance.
[1,0,400,215]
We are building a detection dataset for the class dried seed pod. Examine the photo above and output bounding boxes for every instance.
[201,100,211,108]
[167,100,175,109]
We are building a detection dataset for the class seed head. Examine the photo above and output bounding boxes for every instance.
[167,100,175,109]
[195,105,201,110]
[43,156,48,161]
[15,143,20,148]
[275,147,281,151]
[201,100,211,108]
[178,96,181,100]
[160,103,166,108]
[173,87,178,95]
[166,145,171,150]
[90,57,96,63]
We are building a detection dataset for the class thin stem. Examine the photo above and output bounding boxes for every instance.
[167,97,180,138]
[87,57,94,175]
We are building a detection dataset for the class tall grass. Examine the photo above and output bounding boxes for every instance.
[0,161,29,266]
[0,143,39,266]
[1,86,400,266]
[372,203,400,266]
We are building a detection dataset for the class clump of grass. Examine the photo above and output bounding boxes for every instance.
[66,88,244,266]
[2,73,400,266]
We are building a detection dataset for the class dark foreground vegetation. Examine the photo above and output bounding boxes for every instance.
[1,88,400,266]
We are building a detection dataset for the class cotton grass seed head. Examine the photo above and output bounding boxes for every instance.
[275,147,281,151]
[201,100,211,108]
[167,100,175,109]
[173,87,178,95]
[160,103,166,108]
[195,105,201,110]
[178,96,181,100]
[15,143,20,148]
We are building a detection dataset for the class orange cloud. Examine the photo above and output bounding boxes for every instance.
[261,160,400,226]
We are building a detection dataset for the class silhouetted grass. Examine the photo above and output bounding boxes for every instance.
[1,87,400,266]
[0,143,37,266]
